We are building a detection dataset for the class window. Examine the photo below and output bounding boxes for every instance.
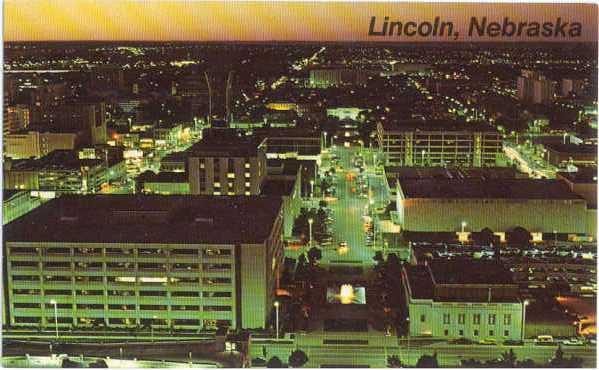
[420,314,426,322]
[504,330,509,337]
[504,314,511,325]
[473,329,479,336]
[443,313,450,324]
[473,314,481,325]
[459,329,464,336]
[488,314,496,325]
[444,329,449,336]
[458,314,465,325]
[489,330,494,336]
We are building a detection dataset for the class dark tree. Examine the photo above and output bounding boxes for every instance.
[416,353,439,368]
[507,227,532,247]
[266,356,286,368]
[319,200,328,208]
[307,247,322,264]
[288,350,309,368]
[499,349,517,367]
[387,355,403,368]
[89,359,108,368]
[473,227,495,246]
[62,359,83,368]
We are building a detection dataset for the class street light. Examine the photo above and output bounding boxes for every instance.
[308,218,314,248]
[49,299,58,339]
[421,150,426,165]
[323,131,327,149]
[274,301,280,339]
[521,300,529,341]
[309,180,314,199]
[461,221,467,233]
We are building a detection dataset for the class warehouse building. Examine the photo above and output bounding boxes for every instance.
[395,178,596,240]
[3,195,284,331]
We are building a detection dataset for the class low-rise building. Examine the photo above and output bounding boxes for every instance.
[4,130,82,159]
[395,178,596,240]
[544,143,597,168]
[402,261,524,341]
[136,171,190,195]
[3,195,285,331]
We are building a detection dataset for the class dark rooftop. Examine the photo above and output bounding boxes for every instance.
[4,195,283,244]
[430,260,514,285]
[7,150,103,171]
[188,137,261,157]
[399,178,583,200]
[557,168,598,184]
[136,171,188,184]
[260,179,296,196]
[544,143,598,154]
[380,119,498,133]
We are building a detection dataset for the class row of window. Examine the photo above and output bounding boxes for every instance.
[13,303,232,312]
[11,261,232,271]
[8,247,233,257]
[13,317,232,328]
[13,289,231,298]
[444,328,511,337]
[423,313,512,326]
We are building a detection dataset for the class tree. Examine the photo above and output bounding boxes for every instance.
[387,355,403,368]
[266,356,286,368]
[499,349,517,367]
[319,200,328,208]
[89,360,108,368]
[307,247,322,264]
[288,350,309,368]
[507,227,532,247]
[473,228,495,246]
[295,254,309,281]
[416,353,438,368]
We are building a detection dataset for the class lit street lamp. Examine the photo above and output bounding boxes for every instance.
[274,301,280,339]
[309,180,314,199]
[521,299,529,341]
[323,131,327,149]
[308,218,314,248]
[461,221,467,233]
[49,299,58,339]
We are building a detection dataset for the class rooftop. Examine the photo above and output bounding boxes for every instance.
[4,195,283,244]
[557,168,598,184]
[260,179,296,196]
[136,171,188,184]
[430,260,514,285]
[188,137,261,157]
[7,150,104,171]
[544,143,598,154]
[379,119,498,133]
[399,178,583,200]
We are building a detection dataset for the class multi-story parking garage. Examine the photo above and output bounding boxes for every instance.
[3,195,284,331]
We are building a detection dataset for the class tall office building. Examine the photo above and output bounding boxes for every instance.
[204,70,234,125]
[50,101,108,145]
[4,195,285,331]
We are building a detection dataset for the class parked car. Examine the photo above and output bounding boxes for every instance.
[503,339,524,346]
[535,335,555,345]
[563,338,584,346]
[479,338,497,345]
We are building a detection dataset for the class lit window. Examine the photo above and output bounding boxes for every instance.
[227,173,235,179]
[244,191,251,196]
[214,182,221,187]
[244,172,250,178]
[488,314,496,325]
[245,182,251,187]
[473,314,481,325]
[244,163,250,169]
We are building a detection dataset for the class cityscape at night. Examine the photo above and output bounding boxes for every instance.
[2,1,598,369]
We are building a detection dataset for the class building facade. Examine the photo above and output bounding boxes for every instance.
[377,120,503,167]
[3,195,285,331]
[402,263,524,341]
[4,131,81,159]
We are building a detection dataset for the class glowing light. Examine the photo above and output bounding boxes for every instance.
[339,284,355,304]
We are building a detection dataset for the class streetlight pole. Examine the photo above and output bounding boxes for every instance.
[310,180,314,199]
[323,132,327,150]
[274,301,280,339]
[421,150,426,166]
[308,218,314,248]
[521,300,529,341]
[50,299,58,339]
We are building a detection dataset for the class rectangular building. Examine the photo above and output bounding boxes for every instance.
[402,261,524,341]
[396,178,595,238]
[4,130,81,159]
[377,120,503,167]
[188,139,266,196]
[3,195,285,331]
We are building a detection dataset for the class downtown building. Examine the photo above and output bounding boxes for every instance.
[376,120,503,167]
[517,70,555,105]
[402,261,524,341]
[395,178,596,241]
[3,195,285,331]
[187,138,266,196]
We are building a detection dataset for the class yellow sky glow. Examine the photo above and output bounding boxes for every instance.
[4,1,598,42]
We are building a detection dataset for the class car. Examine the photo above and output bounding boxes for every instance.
[450,338,475,345]
[535,335,555,345]
[479,339,497,345]
[563,338,584,346]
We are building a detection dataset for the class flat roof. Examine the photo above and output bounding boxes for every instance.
[544,143,598,154]
[380,119,497,133]
[399,178,583,200]
[4,195,283,244]
[188,137,261,157]
[7,150,103,171]
[260,179,296,196]
[430,260,514,285]
[136,171,188,184]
